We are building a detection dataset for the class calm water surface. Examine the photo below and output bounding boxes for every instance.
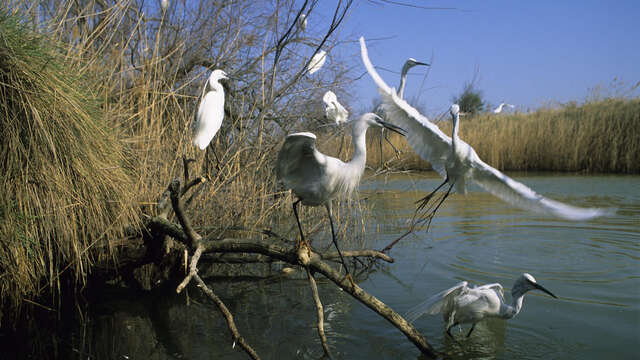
[46,173,640,359]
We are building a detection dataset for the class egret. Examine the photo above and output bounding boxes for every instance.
[397,58,430,99]
[405,273,557,338]
[276,113,405,282]
[360,36,611,222]
[160,0,169,12]
[192,69,228,150]
[307,50,327,75]
[493,102,515,114]
[322,91,349,124]
[298,13,307,31]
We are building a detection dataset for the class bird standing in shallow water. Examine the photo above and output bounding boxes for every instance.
[276,113,405,282]
[405,273,557,338]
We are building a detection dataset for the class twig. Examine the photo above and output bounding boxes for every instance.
[169,179,201,249]
[306,268,331,358]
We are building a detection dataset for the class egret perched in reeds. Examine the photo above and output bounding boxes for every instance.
[360,36,611,222]
[493,102,515,114]
[307,50,326,75]
[322,91,348,124]
[276,113,405,282]
[405,273,557,338]
[192,69,228,150]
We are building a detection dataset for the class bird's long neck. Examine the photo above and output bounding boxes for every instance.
[501,287,526,319]
[350,124,368,171]
[451,113,460,149]
[398,64,410,98]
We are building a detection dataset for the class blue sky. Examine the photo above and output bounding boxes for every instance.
[315,1,640,115]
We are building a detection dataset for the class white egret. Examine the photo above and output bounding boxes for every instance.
[192,69,228,150]
[298,13,307,31]
[160,0,169,12]
[405,273,557,338]
[397,58,430,99]
[307,50,327,75]
[276,113,405,281]
[360,36,611,222]
[322,91,349,124]
[493,102,515,114]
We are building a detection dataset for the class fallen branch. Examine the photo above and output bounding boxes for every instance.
[306,268,331,357]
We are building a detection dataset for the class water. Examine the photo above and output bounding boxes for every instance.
[9,173,639,359]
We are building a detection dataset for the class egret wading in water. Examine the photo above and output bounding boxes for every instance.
[405,273,557,338]
[276,113,405,282]
[360,36,612,224]
[493,102,515,114]
[322,91,349,124]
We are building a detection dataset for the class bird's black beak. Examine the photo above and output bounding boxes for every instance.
[415,61,430,67]
[532,281,557,299]
[377,119,406,137]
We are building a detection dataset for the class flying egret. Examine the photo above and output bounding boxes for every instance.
[322,91,349,124]
[493,102,515,114]
[379,57,430,164]
[307,50,327,75]
[298,13,307,31]
[360,36,611,222]
[192,69,228,150]
[397,58,430,99]
[405,273,557,338]
[276,113,405,282]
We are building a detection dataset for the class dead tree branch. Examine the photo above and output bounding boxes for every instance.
[306,268,331,357]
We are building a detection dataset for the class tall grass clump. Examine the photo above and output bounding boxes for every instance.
[0,11,138,316]
[369,98,640,173]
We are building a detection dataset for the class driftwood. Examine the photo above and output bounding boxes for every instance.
[144,176,441,359]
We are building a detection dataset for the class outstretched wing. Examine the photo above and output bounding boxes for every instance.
[475,283,505,302]
[276,132,326,190]
[470,157,613,220]
[360,37,451,178]
[404,281,468,323]
[307,50,327,75]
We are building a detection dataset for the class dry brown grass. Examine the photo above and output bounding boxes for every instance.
[366,98,640,173]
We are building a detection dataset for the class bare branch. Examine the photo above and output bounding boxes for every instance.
[306,268,331,357]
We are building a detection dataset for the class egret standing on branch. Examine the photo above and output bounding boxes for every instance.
[493,102,515,114]
[323,91,349,124]
[360,36,612,223]
[405,273,557,338]
[192,69,229,150]
[307,50,327,75]
[276,113,406,282]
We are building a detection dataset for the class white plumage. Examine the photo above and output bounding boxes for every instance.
[405,273,557,338]
[493,102,515,114]
[192,69,228,150]
[276,113,405,280]
[360,37,612,221]
[397,58,430,99]
[322,91,349,124]
[298,13,307,31]
[307,50,327,75]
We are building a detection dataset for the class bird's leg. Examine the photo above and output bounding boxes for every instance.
[292,199,308,250]
[446,323,458,339]
[378,128,384,169]
[326,204,355,288]
[466,323,476,338]
[415,176,449,213]
[420,181,455,232]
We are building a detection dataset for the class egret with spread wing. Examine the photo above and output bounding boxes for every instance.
[360,36,612,222]
[322,90,349,124]
[405,273,557,338]
[276,113,405,282]
[493,102,515,114]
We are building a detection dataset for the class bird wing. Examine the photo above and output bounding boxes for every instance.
[360,37,451,178]
[475,283,505,301]
[404,281,468,323]
[470,156,612,220]
[192,91,224,150]
[276,132,326,189]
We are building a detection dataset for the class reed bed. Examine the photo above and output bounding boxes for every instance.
[0,0,361,318]
[366,98,640,173]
